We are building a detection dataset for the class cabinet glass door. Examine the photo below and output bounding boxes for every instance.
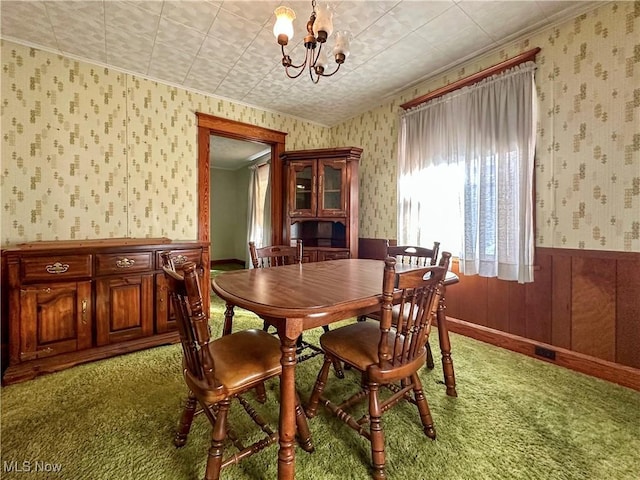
[295,165,313,210]
[290,162,315,216]
[319,161,346,216]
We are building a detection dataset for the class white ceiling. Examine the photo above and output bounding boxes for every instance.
[1,1,602,127]
[210,135,270,169]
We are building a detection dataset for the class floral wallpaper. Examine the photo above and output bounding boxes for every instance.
[2,1,638,252]
[331,0,639,252]
[1,41,330,245]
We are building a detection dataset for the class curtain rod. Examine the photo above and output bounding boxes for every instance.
[400,47,541,111]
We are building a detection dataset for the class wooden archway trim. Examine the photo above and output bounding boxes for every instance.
[400,47,540,111]
[196,113,287,246]
[196,113,288,308]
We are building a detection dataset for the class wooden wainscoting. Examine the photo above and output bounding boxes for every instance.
[359,239,640,391]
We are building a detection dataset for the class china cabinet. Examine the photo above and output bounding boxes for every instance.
[282,147,362,261]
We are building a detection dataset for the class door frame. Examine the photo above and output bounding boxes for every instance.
[196,113,287,246]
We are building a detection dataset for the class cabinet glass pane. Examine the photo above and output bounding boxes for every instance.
[295,166,313,210]
[323,165,342,210]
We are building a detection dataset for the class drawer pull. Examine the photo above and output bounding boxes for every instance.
[46,262,70,274]
[116,258,135,268]
[173,254,188,265]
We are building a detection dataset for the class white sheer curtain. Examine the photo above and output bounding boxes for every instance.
[247,162,270,267]
[398,61,537,283]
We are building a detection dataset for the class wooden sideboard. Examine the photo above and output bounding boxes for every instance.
[1,238,209,384]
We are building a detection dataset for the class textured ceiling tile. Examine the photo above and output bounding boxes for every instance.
[414,5,495,60]
[106,29,154,72]
[122,0,164,16]
[161,0,221,34]
[0,1,57,46]
[155,18,206,56]
[387,1,455,31]
[184,69,226,93]
[208,8,261,46]
[105,1,161,38]
[458,0,546,41]
[219,0,279,26]
[149,43,195,83]
[196,35,245,70]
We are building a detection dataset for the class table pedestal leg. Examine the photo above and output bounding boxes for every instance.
[437,293,457,397]
[278,335,297,480]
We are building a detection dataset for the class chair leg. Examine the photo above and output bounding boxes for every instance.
[411,373,436,439]
[437,295,457,396]
[204,399,230,480]
[425,341,435,370]
[294,393,315,453]
[305,357,333,418]
[368,382,386,480]
[174,391,197,447]
[331,357,345,379]
[254,382,267,404]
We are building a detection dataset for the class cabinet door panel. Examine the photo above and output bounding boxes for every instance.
[288,160,317,217]
[19,281,92,361]
[317,160,347,217]
[96,275,153,345]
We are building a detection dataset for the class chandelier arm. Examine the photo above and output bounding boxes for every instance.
[310,42,323,68]
[309,65,321,84]
[318,63,342,77]
[281,45,309,70]
[285,66,307,79]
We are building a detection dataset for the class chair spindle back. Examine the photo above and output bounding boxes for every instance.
[387,242,440,267]
[378,252,451,368]
[162,257,220,389]
[249,240,303,268]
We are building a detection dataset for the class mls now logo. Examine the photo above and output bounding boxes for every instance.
[3,460,62,473]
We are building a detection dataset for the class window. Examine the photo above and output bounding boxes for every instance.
[398,62,537,283]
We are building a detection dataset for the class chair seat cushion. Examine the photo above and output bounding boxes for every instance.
[205,329,282,395]
[320,321,397,371]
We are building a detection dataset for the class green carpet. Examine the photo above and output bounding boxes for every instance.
[1,279,639,480]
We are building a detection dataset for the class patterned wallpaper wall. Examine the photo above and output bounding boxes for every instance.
[1,40,330,246]
[332,1,639,252]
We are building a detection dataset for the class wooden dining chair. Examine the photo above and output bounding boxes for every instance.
[248,240,344,377]
[305,252,451,480]
[162,259,313,480]
[359,242,441,369]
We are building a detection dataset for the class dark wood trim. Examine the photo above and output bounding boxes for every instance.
[196,113,288,246]
[400,47,541,110]
[445,317,640,392]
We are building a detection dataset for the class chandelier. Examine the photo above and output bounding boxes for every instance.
[273,1,350,83]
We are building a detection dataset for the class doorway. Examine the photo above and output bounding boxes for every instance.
[196,113,288,297]
[209,135,270,268]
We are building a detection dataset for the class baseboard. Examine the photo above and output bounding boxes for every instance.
[210,259,245,268]
[445,316,640,392]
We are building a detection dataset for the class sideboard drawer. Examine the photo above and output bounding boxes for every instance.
[21,255,93,283]
[155,248,202,270]
[95,252,153,276]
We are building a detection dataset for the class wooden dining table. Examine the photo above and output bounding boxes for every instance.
[211,258,458,480]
